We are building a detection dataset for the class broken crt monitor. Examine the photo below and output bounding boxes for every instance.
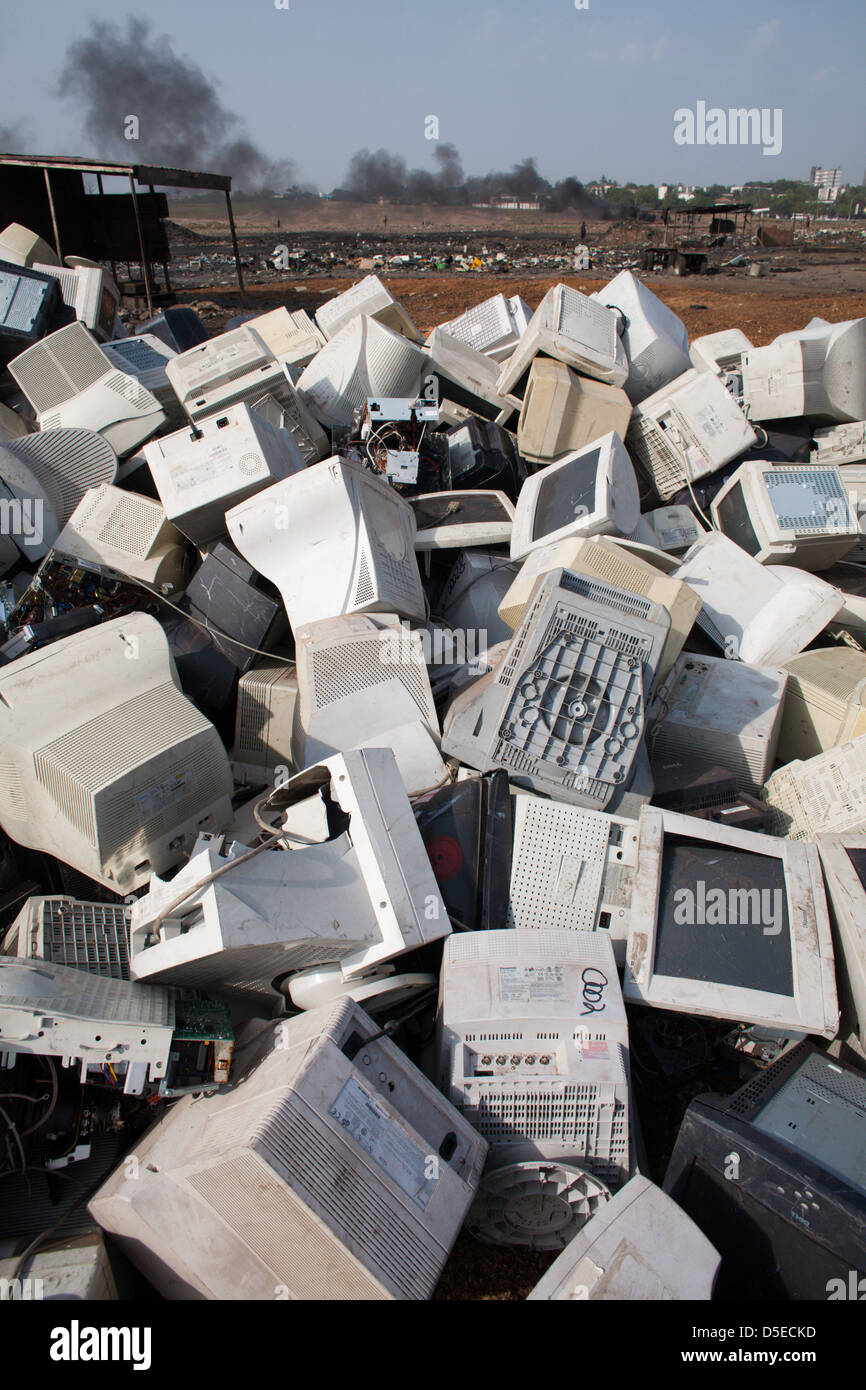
[129,748,450,1000]
[442,566,669,809]
[622,806,838,1037]
[88,998,487,1300]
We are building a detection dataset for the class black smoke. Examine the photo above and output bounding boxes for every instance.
[58,19,301,194]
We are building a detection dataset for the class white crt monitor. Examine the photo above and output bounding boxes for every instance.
[497,284,628,396]
[297,316,426,429]
[0,428,117,559]
[591,270,691,405]
[742,318,866,424]
[813,421,866,467]
[53,484,191,593]
[498,534,701,683]
[673,531,844,666]
[0,222,60,268]
[88,1000,487,1301]
[711,462,859,569]
[246,306,326,374]
[0,613,233,893]
[778,647,866,764]
[226,456,426,629]
[410,491,515,550]
[143,403,306,546]
[4,894,131,979]
[510,431,640,560]
[130,749,450,997]
[8,322,166,457]
[32,262,119,342]
[315,275,423,344]
[423,328,520,428]
[435,292,530,363]
[230,660,298,785]
[689,329,754,376]
[763,734,866,842]
[527,1175,720,1301]
[166,324,290,423]
[437,929,630,1189]
[626,367,757,502]
[101,333,183,425]
[816,834,866,1052]
[623,806,839,1037]
[292,615,445,797]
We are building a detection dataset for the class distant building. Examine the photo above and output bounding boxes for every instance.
[475,196,541,211]
[657,184,669,201]
[810,167,844,202]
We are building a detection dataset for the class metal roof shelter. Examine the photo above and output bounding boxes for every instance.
[661,202,752,245]
[0,153,247,316]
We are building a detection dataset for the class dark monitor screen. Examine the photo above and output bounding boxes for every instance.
[715,481,761,556]
[654,834,793,995]
[680,1156,858,1301]
[846,846,866,894]
[531,451,599,542]
[412,494,511,531]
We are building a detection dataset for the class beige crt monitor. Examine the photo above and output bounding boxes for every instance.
[498,535,701,682]
[516,358,633,465]
[0,613,233,893]
[778,647,866,764]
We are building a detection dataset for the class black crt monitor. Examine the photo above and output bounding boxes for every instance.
[414,771,512,932]
[664,1041,866,1301]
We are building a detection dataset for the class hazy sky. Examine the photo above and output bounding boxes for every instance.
[2,0,864,189]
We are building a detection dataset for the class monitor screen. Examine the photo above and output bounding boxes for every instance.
[714,481,761,556]
[846,846,866,892]
[654,834,793,995]
[531,450,600,542]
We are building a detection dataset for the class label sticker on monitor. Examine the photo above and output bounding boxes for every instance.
[170,443,241,492]
[329,1077,437,1211]
[499,965,567,1003]
[137,771,191,821]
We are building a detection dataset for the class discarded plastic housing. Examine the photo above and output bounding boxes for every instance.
[763,733,866,840]
[0,956,174,1095]
[622,806,839,1037]
[437,930,630,1209]
[9,323,166,456]
[645,504,705,552]
[415,771,513,932]
[298,315,426,429]
[816,833,866,1051]
[527,1175,720,1300]
[0,612,233,893]
[4,895,131,979]
[0,428,117,558]
[648,653,788,793]
[425,328,521,427]
[32,262,119,342]
[497,284,628,396]
[315,274,423,344]
[510,431,641,559]
[135,306,208,354]
[498,535,699,683]
[88,999,487,1300]
[689,328,754,376]
[0,401,30,441]
[130,747,450,995]
[711,461,859,569]
[591,270,691,405]
[225,456,426,628]
[0,223,61,268]
[442,566,670,809]
[292,614,445,796]
[507,793,638,964]
[144,403,305,546]
[411,490,515,550]
[673,532,843,666]
[246,384,330,467]
[467,1161,612,1252]
[435,292,531,363]
[230,659,299,786]
[101,333,184,426]
[165,324,291,423]
[244,306,326,375]
[812,420,866,466]
[0,1233,118,1300]
[663,1042,866,1300]
[626,368,757,502]
[0,259,60,356]
[53,484,190,593]
[742,318,866,423]
[437,548,521,649]
[778,647,866,763]
[834,463,866,561]
[443,416,527,501]
[516,358,632,464]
